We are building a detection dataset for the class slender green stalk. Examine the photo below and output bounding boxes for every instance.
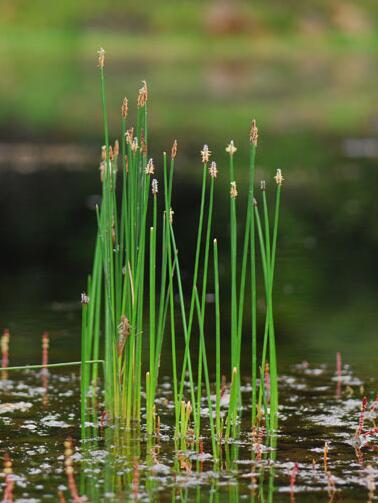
[194,288,217,459]
[225,367,238,441]
[147,224,156,434]
[254,199,278,430]
[178,156,208,403]
[249,127,258,427]
[167,209,179,435]
[169,223,197,429]
[228,143,238,376]
[213,239,221,440]
[81,299,89,433]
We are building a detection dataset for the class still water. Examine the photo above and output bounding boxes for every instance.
[0,132,377,500]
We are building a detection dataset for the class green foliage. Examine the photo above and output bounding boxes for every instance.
[81,52,284,456]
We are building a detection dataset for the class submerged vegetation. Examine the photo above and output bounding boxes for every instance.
[80,48,283,454]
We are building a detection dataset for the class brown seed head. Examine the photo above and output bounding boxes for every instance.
[171,139,178,159]
[97,48,105,68]
[230,181,238,199]
[117,315,131,357]
[250,119,258,146]
[145,158,155,175]
[121,97,128,119]
[101,145,107,161]
[137,80,148,108]
[140,134,147,156]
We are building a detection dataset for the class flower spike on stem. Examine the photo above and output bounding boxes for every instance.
[230,181,238,199]
[121,97,128,119]
[97,48,105,68]
[201,144,211,164]
[137,81,148,108]
[226,140,237,155]
[209,161,218,178]
[274,168,284,185]
[250,119,258,146]
[171,139,178,159]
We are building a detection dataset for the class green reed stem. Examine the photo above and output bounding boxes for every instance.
[178,162,208,403]
[254,199,278,430]
[249,143,257,427]
[228,152,238,375]
[213,239,221,440]
[194,288,217,459]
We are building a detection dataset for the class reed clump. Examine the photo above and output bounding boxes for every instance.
[81,48,284,457]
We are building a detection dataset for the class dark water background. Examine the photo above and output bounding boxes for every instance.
[0,2,377,499]
[1,136,377,378]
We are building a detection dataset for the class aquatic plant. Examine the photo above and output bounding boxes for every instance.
[80,48,284,450]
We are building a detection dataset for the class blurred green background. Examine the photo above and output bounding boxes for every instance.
[0,0,377,375]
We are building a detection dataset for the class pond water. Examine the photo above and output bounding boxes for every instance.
[0,131,377,501]
[0,360,376,501]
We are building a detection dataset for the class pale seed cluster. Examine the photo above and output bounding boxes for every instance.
[131,137,139,154]
[145,158,155,175]
[226,140,237,155]
[209,161,218,178]
[201,144,211,164]
[97,48,105,68]
[274,169,284,185]
[152,178,158,195]
[81,292,90,305]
